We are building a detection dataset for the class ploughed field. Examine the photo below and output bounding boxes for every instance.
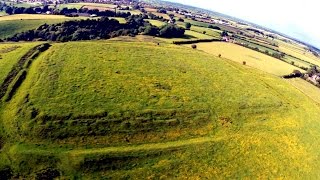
[1,40,320,178]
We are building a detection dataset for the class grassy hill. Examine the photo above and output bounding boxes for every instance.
[1,40,320,178]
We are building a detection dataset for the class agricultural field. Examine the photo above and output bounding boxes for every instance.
[55,3,85,10]
[184,18,211,27]
[1,1,320,178]
[75,2,117,8]
[146,19,167,27]
[286,78,320,104]
[1,40,320,178]
[190,42,301,76]
[0,11,7,16]
[277,40,320,66]
[0,19,68,39]
[190,25,221,39]
[0,15,90,39]
[156,30,214,43]
[0,14,74,21]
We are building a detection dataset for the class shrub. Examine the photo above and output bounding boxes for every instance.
[185,22,191,29]
[35,168,60,180]
[143,25,159,36]
[0,166,13,180]
[208,25,221,30]
[191,44,197,49]
[178,18,184,22]
[159,25,185,38]
[203,31,206,34]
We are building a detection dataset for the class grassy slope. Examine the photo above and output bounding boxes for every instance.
[191,42,301,76]
[0,42,41,83]
[1,41,320,178]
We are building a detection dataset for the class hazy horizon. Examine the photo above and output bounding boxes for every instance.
[165,0,320,49]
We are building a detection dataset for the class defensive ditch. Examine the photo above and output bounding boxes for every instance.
[0,43,51,100]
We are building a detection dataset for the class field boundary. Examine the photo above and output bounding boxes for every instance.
[173,39,221,45]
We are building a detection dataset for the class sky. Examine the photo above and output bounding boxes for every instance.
[166,0,320,49]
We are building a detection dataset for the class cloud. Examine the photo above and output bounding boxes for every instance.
[166,0,320,48]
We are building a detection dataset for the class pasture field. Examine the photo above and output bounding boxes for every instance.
[0,11,7,16]
[190,42,302,76]
[286,78,320,104]
[56,3,84,10]
[0,14,74,21]
[184,18,211,28]
[74,2,117,8]
[1,40,320,178]
[151,12,170,19]
[190,25,221,39]
[155,30,214,43]
[146,19,167,27]
[11,2,38,8]
[0,19,68,38]
[277,40,320,66]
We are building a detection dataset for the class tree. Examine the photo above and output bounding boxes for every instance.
[178,18,184,22]
[208,25,221,30]
[221,30,228,37]
[5,6,13,15]
[185,22,191,29]
[159,24,185,38]
[143,25,159,36]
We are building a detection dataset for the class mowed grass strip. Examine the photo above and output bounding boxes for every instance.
[191,42,301,76]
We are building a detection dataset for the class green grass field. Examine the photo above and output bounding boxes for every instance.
[190,42,302,76]
[56,3,84,10]
[0,14,93,38]
[0,14,73,21]
[286,78,320,104]
[0,19,68,39]
[277,39,320,66]
[0,42,41,83]
[146,19,167,27]
[184,18,211,27]
[1,40,320,178]
[190,25,221,39]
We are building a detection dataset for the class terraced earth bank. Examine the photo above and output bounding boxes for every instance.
[1,40,320,179]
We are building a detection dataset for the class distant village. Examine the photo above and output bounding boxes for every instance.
[4,0,233,26]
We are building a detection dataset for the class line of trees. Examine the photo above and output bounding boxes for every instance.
[5,15,185,42]
[1,3,131,18]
